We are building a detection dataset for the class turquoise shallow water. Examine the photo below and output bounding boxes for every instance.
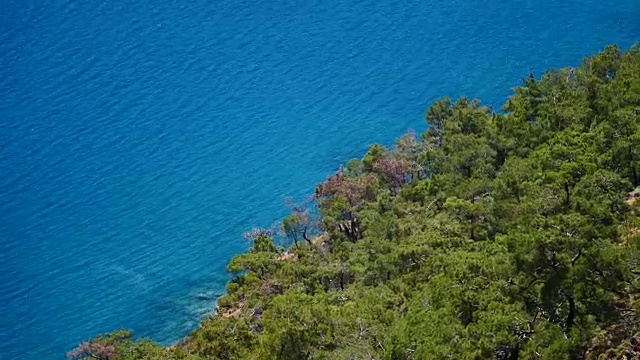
[0,0,638,358]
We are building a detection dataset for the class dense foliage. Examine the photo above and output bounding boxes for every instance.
[70,45,640,359]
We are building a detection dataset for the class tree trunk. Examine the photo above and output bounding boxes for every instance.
[565,295,576,333]
[302,228,312,245]
[564,182,571,210]
[508,343,520,360]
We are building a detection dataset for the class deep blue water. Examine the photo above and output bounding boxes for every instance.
[0,0,637,358]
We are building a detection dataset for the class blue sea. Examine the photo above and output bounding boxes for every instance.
[0,0,637,358]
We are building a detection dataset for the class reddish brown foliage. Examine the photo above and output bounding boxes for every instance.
[67,341,116,360]
[259,279,284,296]
[315,171,377,208]
[373,156,409,190]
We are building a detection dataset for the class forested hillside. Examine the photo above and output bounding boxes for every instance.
[69,45,640,359]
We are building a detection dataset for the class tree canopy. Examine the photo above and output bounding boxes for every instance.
[70,44,640,360]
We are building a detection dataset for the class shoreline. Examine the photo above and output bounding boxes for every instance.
[168,232,328,349]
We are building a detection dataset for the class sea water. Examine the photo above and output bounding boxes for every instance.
[0,0,638,358]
